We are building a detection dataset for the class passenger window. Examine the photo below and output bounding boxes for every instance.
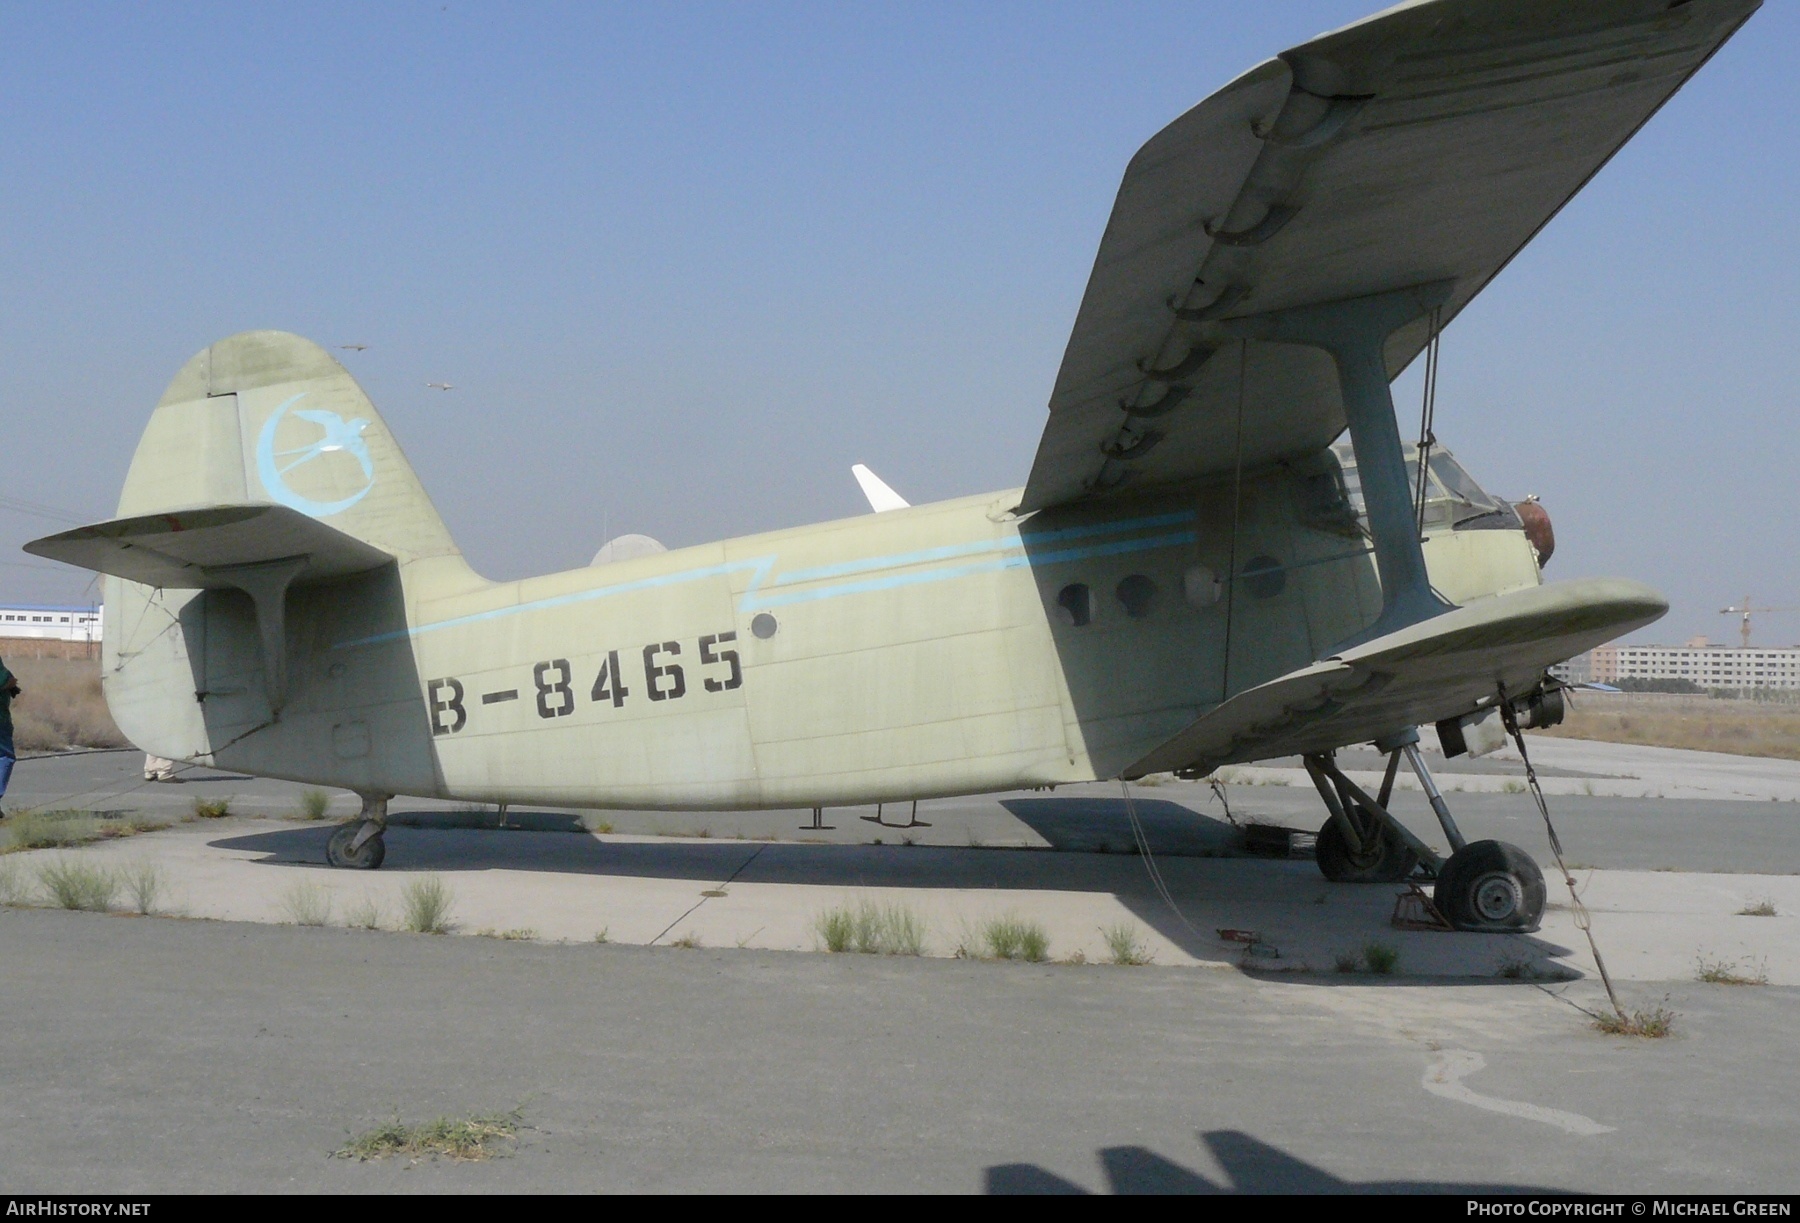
[1056,583,1092,627]
[1115,574,1157,619]
[1241,555,1286,599]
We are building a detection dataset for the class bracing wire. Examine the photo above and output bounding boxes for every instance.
[1119,778,1204,938]
[1498,689,1629,1024]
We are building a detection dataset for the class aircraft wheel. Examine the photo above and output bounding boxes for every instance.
[326,820,386,870]
[1434,840,1544,933]
[1315,816,1416,883]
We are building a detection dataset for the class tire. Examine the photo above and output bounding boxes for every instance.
[1434,840,1545,932]
[1315,815,1417,883]
[326,820,386,870]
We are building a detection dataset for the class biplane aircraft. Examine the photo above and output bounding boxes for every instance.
[28,0,1758,931]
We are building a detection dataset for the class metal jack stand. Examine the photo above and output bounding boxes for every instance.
[800,806,836,831]
[859,800,931,829]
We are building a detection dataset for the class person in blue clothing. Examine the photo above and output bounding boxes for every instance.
[0,656,18,803]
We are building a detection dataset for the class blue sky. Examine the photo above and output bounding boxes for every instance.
[2,1,1794,646]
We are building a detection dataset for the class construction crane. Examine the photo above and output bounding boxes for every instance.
[1719,596,1798,649]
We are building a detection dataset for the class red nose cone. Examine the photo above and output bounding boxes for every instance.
[1515,499,1555,566]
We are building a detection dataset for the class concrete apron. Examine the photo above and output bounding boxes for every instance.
[10,817,1797,986]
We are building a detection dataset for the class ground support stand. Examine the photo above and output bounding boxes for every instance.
[860,801,930,829]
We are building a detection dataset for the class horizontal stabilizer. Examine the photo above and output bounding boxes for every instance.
[1125,578,1667,777]
[25,504,394,590]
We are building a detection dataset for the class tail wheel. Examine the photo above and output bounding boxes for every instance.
[1315,816,1417,883]
[326,820,386,870]
[1434,840,1545,932]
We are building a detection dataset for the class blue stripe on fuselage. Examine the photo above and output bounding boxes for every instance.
[334,510,1197,648]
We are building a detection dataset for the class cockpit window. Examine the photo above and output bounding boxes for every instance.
[1324,441,1520,534]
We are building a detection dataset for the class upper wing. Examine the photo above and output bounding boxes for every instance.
[1021,0,1757,512]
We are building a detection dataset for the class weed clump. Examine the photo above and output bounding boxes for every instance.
[298,790,332,820]
[192,797,231,820]
[282,881,334,927]
[0,858,25,904]
[1696,954,1768,986]
[1738,898,1778,917]
[122,862,164,914]
[1362,941,1401,975]
[1101,923,1153,965]
[669,931,703,949]
[1592,1006,1675,1038]
[335,1109,521,1162]
[1496,951,1543,980]
[8,811,106,851]
[815,900,927,956]
[39,858,118,911]
[347,894,384,930]
[1333,951,1360,974]
[981,913,1050,962]
[400,874,455,934]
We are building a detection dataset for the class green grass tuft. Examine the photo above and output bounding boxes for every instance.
[39,858,118,911]
[400,874,455,934]
[122,861,164,914]
[3,814,150,850]
[982,913,1050,962]
[0,857,27,904]
[335,1109,521,1162]
[1100,922,1153,965]
[347,894,384,930]
[1362,941,1401,974]
[814,900,927,956]
[298,790,332,820]
[192,797,231,820]
[669,931,703,949]
[282,881,334,927]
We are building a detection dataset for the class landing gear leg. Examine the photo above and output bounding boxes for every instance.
[327,793,389,870]
[1302,750,1434,883]
[1381,728,1545,933]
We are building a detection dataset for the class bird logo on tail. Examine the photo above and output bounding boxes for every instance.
[255,394,377,518]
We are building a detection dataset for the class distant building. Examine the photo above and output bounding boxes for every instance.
[1553,636,1800,691]
[1549,651,1591,684]
[0,603,104,643]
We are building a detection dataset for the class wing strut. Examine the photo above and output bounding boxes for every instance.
[1216,281,1454,646]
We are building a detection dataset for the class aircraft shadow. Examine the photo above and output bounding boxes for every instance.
[1000,797,1240,856]
[986,1130,1558,1194]
[210,823,1575,980]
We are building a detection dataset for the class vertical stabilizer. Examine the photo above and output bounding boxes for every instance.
[118,331,466,568]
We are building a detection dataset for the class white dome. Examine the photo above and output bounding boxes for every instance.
[590,533,667,566]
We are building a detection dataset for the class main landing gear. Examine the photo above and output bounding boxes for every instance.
[1303,729,1545,933]
[326,793,389,870]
